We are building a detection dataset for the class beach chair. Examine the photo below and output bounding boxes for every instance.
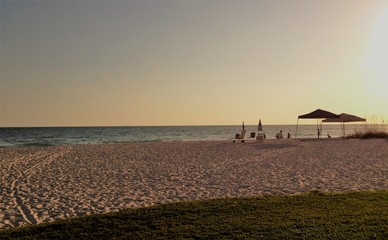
[256,132,266,140]
[232,129,246,142]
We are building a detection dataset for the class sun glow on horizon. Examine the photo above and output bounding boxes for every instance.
[363,6,388,103]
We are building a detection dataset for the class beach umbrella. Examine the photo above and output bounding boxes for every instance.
[242,121,245,130]
[258,119,263,131]
[295,109,340,138]
[323,113,366,137]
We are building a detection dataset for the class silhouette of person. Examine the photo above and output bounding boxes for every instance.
[276,130,283,139]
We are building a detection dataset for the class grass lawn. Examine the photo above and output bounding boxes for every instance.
[1,190,387,239]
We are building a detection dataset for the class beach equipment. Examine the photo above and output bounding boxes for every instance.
[258,119,263,131]
[296,109,340,138]
[232,122,247,142]
[256,119,266,140]
[323,113,366,137]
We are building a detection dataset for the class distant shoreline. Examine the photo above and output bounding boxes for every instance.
[0,122,378,129]
[0,124,376,147]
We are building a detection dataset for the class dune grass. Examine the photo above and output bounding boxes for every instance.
[347,121,388,139]
[348,131,388,139]
[358,132,388,139]
[348,129,388,139]
[1,190,387,239]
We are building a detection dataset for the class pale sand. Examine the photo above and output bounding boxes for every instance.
[1,139,387,229]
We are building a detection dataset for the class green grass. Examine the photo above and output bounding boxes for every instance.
[1,191,387,239]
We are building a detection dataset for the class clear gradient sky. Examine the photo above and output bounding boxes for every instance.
[1,0,387,127]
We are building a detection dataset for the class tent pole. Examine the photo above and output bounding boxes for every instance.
[317,118,320,138]
[343,122,346,137]
[295,118,299,139]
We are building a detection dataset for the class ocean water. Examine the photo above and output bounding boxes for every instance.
[0,124,371,147]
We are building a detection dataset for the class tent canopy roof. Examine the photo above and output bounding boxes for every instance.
[322,113,366,123]
[298,109,340,119]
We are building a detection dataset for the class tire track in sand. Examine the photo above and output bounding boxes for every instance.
[7,146,72,226]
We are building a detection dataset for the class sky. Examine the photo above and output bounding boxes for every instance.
[1,0,387,127]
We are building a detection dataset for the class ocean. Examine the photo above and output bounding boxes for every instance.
[0,124,370,147]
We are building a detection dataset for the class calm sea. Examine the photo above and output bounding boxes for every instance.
[0,124,371,147]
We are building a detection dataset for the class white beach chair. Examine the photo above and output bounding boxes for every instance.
[256,132,266,140]
[232,129,247,142]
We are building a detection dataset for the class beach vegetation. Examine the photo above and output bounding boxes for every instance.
[0,190,387,239]
[348,118,388,139]
[348,131,388,139]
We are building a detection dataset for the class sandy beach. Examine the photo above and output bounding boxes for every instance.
[1,139,387,229]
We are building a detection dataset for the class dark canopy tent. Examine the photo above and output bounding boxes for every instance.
[296,109,340,138]
[323,113,366,137]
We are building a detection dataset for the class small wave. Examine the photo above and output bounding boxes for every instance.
[18,142,55,147]
[101,139,166,144]
[137,139,165,143]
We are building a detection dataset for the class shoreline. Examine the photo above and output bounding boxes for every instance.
[1,136,378,148]
[1,139,387,229]
[1,124,378,147]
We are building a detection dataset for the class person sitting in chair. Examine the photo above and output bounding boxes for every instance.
[276,130,283,139]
